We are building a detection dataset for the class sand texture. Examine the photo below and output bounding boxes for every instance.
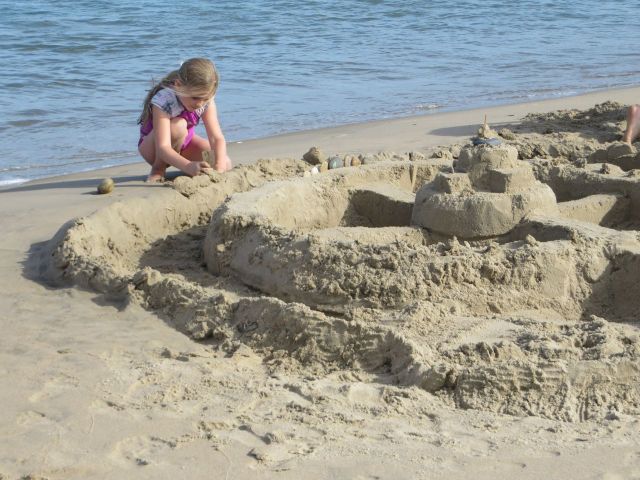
[5,89,640,479]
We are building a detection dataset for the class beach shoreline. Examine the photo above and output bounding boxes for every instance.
[3,87,640,479]
[5,85,640,192]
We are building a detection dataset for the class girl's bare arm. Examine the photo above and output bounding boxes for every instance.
[202,101,230,172]
[153,106,207,175]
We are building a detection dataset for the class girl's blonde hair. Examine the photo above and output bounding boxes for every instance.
[137,57,219,125]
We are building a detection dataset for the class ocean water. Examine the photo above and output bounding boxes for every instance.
[2,0,640,186]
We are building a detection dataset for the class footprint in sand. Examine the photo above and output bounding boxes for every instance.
[109,435,175,467]
[28,373,79,403]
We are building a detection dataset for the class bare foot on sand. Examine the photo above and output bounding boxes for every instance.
[146,163,167,183]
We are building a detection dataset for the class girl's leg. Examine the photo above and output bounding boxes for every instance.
[138,118,189,181]
[623,105,640,144]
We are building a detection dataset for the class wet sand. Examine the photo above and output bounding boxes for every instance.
[3,87,640,479]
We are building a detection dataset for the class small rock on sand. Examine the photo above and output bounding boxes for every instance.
[303,146,324,165]
[97,178,114,194]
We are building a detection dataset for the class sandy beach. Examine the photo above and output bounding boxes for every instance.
[4,87,640,479]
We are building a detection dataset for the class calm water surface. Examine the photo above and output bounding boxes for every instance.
[2,0,640,185]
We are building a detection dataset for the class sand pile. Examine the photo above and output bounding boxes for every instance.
[41,102,640,422]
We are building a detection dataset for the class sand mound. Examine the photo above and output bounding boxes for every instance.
[40,103,640,422]
[413,144,558,237]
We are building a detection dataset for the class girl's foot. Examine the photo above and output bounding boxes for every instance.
[146,164,166,182]
[146,172,165,182]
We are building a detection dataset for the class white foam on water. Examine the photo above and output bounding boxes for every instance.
[0,178,28,188]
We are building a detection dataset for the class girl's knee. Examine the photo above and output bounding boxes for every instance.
[170,117,188,149]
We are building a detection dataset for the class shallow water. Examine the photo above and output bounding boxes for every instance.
[2,0,640,185]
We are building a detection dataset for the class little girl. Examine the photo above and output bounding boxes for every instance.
[137,58,233,181]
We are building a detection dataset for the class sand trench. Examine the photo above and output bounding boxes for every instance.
[40,102,640,423]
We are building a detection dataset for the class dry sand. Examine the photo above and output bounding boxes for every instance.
[4,87,640,479]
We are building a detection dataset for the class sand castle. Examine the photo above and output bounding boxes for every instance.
[41,103,640,422]
[412,144,557,238]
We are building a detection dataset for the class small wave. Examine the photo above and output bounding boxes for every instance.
[0,150,138,174]
[6,119,43,128]
[412,103,441,112]
[0,165,32,173]
[0,178,28,187]
[15,108,49,117]
[525,89,580,99]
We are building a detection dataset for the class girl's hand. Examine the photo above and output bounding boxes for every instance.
[215,155,232,173]
[184,160,211,177]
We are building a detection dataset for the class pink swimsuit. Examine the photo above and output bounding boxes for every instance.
[138,88,204,152]
[139,109,199,152]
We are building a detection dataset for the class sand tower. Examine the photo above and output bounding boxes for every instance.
[411,144,558,238]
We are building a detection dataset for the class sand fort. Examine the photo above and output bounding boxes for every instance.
[41,102,640,423]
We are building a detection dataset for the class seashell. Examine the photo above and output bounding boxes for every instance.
[311,166,319,175]
[319,161,329,172]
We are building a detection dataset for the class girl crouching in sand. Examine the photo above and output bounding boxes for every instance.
[137,58,232,182]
